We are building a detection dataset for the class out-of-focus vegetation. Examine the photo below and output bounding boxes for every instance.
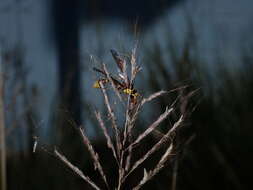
[142,38,253,190]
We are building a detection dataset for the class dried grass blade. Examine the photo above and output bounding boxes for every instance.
[125,140,133,171]
[95,111,118,162]
[157,143,174,166]
[141,90,167,106]
[133,144,174,190]
[124,115,183,181]
[130,45,138,82]
[126,103,142,134]
[122,96,134,172]
[122,93,132,146]
[140,86,189,107]
[99,81,122,156]
[79,128,109,189]
[54,148,101,190]
[129,107,173,148]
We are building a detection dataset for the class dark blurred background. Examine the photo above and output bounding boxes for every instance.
[0,0,253,189]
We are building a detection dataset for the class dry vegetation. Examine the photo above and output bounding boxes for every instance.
[46,47,193,190]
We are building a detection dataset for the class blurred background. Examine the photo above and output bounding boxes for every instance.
[0,0,253,189]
